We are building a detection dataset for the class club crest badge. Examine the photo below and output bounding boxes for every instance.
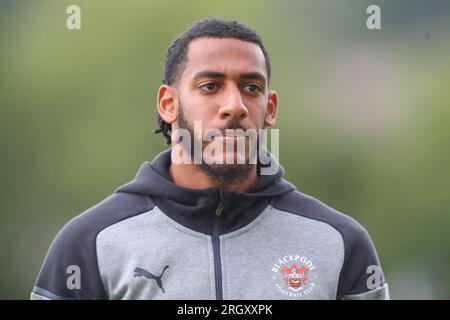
[272,255,317,297]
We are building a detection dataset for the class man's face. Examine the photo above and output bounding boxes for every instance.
[171,37,277,185]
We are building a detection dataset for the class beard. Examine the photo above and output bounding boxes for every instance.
[176,100,260,187]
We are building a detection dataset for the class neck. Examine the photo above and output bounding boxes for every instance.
[169,157,257,193]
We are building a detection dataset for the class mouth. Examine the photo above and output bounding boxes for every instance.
[211,134,247,145]
[216,129,247,138]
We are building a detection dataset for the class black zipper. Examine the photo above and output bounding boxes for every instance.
[212,190,224,300]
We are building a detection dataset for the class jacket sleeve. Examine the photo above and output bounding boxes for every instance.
[336,224,390,300]
[31,216,107,300]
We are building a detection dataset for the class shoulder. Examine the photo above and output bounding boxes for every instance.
[32,192,155,300]
[44,192,156,272]
[271,189,371,244]
[56,192,155,242]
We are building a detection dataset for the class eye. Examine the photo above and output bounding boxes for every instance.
[244,84,262,94]
[199,82,219,93]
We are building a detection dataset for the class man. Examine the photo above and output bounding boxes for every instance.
[31,18,389,300]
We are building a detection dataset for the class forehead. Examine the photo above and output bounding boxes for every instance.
[181,37,267,81]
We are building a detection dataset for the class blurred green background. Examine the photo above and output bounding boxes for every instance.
[1,0,449,299]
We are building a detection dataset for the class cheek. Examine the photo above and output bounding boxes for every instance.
[247,109,266,128]
[245,97,267,116]
[188,102,218,124]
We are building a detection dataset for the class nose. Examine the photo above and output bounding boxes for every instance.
[219,85,248,121]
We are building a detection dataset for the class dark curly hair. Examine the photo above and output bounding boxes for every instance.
[155,18,272,144]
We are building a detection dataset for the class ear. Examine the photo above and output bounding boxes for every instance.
[264,90,278,127]
[157,85,179,124]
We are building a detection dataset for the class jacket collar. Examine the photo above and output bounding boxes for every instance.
[115,148,295,235]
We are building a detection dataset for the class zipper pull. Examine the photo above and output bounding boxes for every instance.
[215,190,224,216]
[215,200,224,216]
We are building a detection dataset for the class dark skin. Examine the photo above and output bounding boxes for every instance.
[157,37,278,192]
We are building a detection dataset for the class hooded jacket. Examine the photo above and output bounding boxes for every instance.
[31,148,389,300]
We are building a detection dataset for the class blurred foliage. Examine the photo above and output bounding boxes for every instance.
[0,0,449,299]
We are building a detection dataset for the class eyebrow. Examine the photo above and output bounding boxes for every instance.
[192,70,267,83]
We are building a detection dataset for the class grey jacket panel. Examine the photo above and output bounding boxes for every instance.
[96,207,215,300]
[95,204,344,300]
[221,206,345,299]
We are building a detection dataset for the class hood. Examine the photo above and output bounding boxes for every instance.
[115,148,296,235]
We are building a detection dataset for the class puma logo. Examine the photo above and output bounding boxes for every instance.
[133,266,170,293]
